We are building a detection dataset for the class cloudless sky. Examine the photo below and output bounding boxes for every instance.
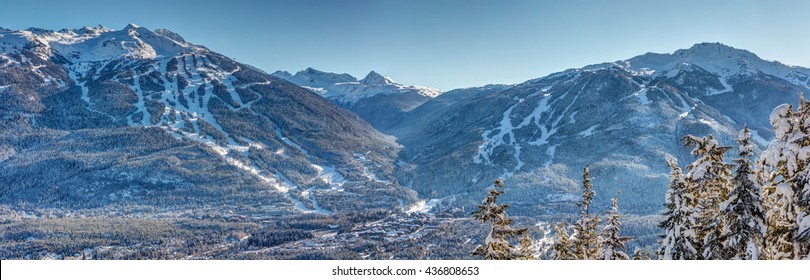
[2,0,808,90]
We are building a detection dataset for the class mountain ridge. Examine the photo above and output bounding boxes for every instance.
[384,42,809,217]
[4,25,810,257]
[272,67,443,131]
[1,24,417,216]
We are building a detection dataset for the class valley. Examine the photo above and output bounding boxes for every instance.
[2,25,809,259]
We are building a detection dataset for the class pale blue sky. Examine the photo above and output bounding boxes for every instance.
[2,0,808,90]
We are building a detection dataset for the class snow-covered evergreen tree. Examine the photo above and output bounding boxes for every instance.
[572,166,600,260]
[552,222,575,260]
[658,156,699,260]
[798,167,810,260]
[632,248,642,260]
[517,232,537,260]
[631,247,653,260]
[683,134,733,259]
[796,168,810,260]
[785,99,810,260]
[471,178,528,260]
[760,99,810,260]
[598,196,631,260]
[721,126,766,259]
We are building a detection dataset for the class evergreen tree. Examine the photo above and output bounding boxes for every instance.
[721,126,766,259]
[572,166,600,260]
[517,232,537,260]
[658,156,699,260]
[598,196,631,260]
[471,178,528,260]
[796,168,810,260]
[632,248,642,260]
[798,168,810,260]
[641,248,653,260]
[760,99,810,260]
[551,222,575,260]
[683,134,733,259]
[632,247,653,260]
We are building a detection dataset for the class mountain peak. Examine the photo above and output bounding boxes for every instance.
[25,27,56,35]
[55,25,111,36]
[273,70,293,78]
[274,68,442,102]
[291,67,357,84]
[154,28,186,43]
[80,25,109,33]
[301,67,326,75]
[687,42,734,50]
[673,42,758,60]
[614,42,810,87]
[1,24,198,62]
[360,71,396,85]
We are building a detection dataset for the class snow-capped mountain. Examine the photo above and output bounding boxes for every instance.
[2,24,196,63]
[4,25,808,255]
[389,43,810,217]
[273,68,441,101]
[273,68,442,130]
[616,42,809,87]
[0,25,417,214]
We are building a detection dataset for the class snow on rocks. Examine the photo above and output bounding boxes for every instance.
[273,68,443,103]
[616,43,810,89]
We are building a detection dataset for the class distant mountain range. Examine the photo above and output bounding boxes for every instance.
[2,24,809,258]
[275,42,810,217]
[272,68,441,130]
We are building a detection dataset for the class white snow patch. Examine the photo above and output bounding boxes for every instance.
[567,111,578,124]
[697,118,731,134]
[406,195,455,214]
[354,152,391,184]
[301,86,327,95]
[406,199,439,213]
[66,63,116,122]
[131,75,150,125]
[579,125,599,137]
[672,91,695,119]
[276,127,310,157]
[723,114,737,124]
[634,88,651,105]
[705,76,734,96]
[545,145,557,167]
[300,189,332,215]
[310,163,347,191]
[750,129,770,147]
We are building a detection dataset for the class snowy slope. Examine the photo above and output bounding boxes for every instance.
[0,24,416,215]
[2,24,199,63]
[390,43,809,218]
[273,68,442,103]
[273,68,443,130]
[591,43,810,91]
